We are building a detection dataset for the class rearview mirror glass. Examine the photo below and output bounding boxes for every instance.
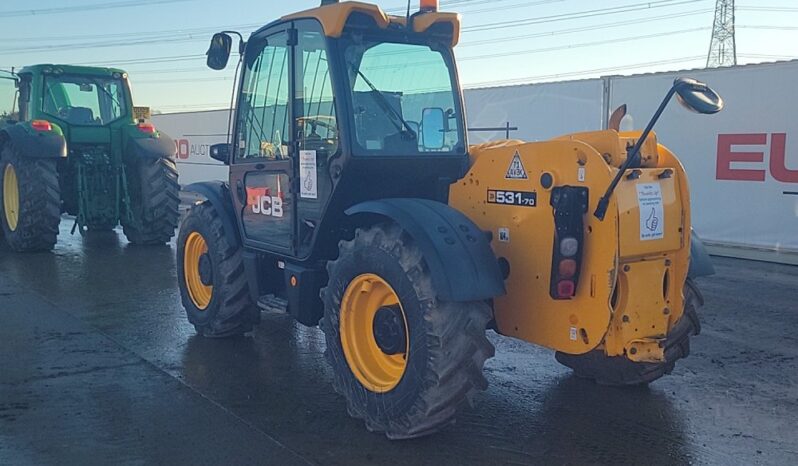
[210,143,231,164]
[207,33,233,70]
[674,77,724,114]
[421,107,445,150]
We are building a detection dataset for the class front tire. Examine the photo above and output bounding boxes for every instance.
[122,157,179,245]
[321,223,494,439]
[176,201,259,337]
[555,279,702,385]
[0,145,61,252]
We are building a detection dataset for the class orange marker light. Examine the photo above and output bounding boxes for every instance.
[420,0,438,12]
[31,120,52,132]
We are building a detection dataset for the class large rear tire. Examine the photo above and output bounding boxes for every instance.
[122,157,179,245]
[555,279,702,385]
[0,145,61,252]
[321,223,494,439]
[176,201,259,337]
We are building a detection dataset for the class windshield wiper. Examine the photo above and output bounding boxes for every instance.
[92,79,122,111]
[351,65,416,138]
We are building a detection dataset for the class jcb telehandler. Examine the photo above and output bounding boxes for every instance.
[0,65,179,252]
[176,0,720,438]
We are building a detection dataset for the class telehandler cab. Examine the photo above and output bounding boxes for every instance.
[0,65,179,252]
[177,0,721,438]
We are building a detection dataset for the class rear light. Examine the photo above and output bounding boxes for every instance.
[559,237,579,257]
[137,122,156,134]
[549,186,589,300]
[558,259,577,279]
[420,0,438,12]
[557,280,576,298]
[31,120,52,132]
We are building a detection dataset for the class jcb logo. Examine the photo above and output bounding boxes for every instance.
[246,187,284,218]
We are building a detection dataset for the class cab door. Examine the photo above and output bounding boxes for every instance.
[230,27,296,254]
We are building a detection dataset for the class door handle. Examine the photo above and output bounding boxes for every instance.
[235,180,245,203]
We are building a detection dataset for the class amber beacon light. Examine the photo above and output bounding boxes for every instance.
[420,0,438,12]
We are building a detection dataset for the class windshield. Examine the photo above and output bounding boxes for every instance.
[343,38,465,155]
[43,75,127,125]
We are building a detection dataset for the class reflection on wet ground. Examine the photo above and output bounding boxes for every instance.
[1,221,797,465]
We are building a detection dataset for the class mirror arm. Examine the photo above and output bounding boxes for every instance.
[594,85,679,220]
[220,30,246,55]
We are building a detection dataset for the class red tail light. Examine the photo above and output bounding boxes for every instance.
[31,120,52,132]
[137,122,156,134]
[557,280,576,298]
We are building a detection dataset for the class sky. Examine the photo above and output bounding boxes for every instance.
[1,0,795,113]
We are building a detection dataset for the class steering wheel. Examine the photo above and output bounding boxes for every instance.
[300,116,339,153]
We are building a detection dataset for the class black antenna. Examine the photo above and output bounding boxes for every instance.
[406,0,411,22]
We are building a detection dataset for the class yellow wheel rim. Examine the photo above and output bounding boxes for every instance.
[184,232,212,310]
[3,163,19,232]
[340,273,409,393]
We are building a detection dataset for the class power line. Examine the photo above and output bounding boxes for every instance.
[464,55,705,88]
[0,23,262,43]
[0,0,193,18]
[462,0,708,32]
[459,27,709,61]
[460,8,714,47]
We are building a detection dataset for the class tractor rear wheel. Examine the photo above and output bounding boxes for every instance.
[177,201,259,337]
[555,279,702,385]
[320,223,494,439]
[0,145,61,252]
[122,157,179,245]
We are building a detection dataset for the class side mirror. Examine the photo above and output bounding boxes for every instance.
[421,107,445,150]
[674,77,723,114]
[207,33,233,70]
[210,143,231,164]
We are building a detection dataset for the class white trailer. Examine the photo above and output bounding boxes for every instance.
[153,60,798,263]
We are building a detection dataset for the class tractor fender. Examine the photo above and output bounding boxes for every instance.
[183,181,241,246]
[346,198,506,302]
[0,122,66,158]
[689,229,715,278]
[125,133,176,160]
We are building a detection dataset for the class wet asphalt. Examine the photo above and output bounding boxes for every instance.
[1,219,797,466]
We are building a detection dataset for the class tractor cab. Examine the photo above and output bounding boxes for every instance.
[206,0,468,259]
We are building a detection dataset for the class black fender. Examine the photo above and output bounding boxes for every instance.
[126,133,176,160]
[346,198,506,302]
[0,123,66,158]
[183,181,240,246]
[689,229,715,278]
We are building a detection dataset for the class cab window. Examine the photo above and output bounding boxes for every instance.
[0,72,19,121]
[342,37,465,155]
[236,31,291,161]
[296,26,338,156]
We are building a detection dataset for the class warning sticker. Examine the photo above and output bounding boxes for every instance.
[637,182,664,241]
[299,150,317,199]
[505,151,528,179]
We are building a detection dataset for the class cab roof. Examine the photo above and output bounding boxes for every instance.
[17,64,127,77]
[280,1,461,46]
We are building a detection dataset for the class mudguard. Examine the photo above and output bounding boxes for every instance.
[0,122,66,158]
[183,181,240,246]
[346,198,506,302]
[125,132,176,160]
[689,229,715,278]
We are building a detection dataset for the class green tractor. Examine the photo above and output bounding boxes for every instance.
[0,65,179,252]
